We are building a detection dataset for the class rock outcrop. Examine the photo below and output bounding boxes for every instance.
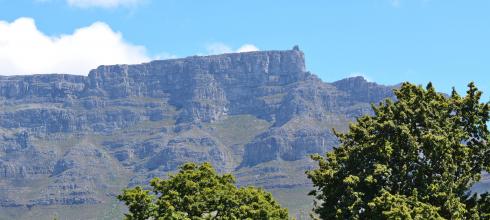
[0,47,397,219]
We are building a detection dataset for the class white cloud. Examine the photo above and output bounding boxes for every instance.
[205,43,233,55]
[236,44,259,53]
[0,17,151,75]
[205,43,259,55]
[66,0,143,8]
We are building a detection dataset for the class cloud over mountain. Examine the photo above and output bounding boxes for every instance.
[205,43,259,55]
[0,17,150,75]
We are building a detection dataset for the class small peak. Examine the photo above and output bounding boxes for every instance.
[349,75,368,82]
[292,45,300,51]
[334,75,368,84]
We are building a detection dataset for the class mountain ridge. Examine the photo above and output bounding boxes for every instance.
[0,47,397,219]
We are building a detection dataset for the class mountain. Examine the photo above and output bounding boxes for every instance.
[0,47,396,219]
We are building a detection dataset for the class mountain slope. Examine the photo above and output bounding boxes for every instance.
[0,47,396,219]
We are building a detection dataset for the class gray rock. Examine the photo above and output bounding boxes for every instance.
[0,48,399,214]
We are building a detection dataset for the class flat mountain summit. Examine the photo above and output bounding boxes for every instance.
[0,47,396,219]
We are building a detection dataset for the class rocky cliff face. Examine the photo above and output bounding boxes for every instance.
[0,47,396,219]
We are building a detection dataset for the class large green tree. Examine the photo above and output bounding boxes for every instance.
[118,162,289,220]
[307,82,490,219]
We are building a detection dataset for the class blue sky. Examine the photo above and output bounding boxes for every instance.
[0,0,489,98]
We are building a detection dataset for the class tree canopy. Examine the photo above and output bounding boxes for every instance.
[307,82,490,219]
[118,162,290,220]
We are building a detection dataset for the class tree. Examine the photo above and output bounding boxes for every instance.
[118,162,290,220]
[307,82,490,219]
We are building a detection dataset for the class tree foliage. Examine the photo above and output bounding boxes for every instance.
[307,82,490,219]
[118,162,289,220]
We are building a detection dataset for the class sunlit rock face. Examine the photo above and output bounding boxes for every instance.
[0,47,395,213]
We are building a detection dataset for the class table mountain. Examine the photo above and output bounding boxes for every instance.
[0,47,396,219]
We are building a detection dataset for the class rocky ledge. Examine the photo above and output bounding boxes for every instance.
[0,47,395,216]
